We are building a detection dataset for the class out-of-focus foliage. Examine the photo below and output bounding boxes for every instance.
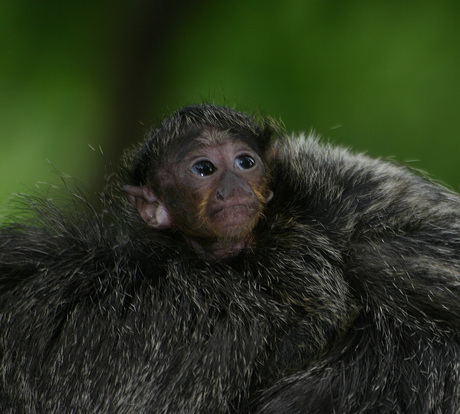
[1,0,460,207]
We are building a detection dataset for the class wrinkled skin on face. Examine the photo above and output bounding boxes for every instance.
[124,135,273,258]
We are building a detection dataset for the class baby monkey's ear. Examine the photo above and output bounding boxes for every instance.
[123,185,172,228]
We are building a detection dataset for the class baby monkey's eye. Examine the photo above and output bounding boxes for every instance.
[191,160,216,177]
[235,155,256,170]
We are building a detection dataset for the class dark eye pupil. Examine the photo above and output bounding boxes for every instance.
[191,161,216,177]
[236,155,255,169]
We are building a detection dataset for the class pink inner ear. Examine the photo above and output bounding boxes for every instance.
[154,204,172,228]
[122,185,172,229]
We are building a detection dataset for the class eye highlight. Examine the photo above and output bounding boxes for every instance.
[191,160,216,177]
[235,155,256,170]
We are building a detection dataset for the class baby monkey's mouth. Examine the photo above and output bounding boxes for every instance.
[209,202,258,224]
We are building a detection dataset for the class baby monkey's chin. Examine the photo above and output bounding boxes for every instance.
[189,238,253,260]
[187,222,258,259]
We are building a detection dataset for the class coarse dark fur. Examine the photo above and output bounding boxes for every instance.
[0,104,459,413]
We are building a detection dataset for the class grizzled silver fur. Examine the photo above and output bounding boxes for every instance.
[0,104,459,413]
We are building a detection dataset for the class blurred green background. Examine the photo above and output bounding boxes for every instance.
[1,0,460,206]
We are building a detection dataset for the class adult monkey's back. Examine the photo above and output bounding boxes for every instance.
[0,104,459,413]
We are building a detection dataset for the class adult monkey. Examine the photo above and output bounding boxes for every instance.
[0,104,459,413]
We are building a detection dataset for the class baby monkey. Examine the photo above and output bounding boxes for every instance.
[124,127,273,258]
